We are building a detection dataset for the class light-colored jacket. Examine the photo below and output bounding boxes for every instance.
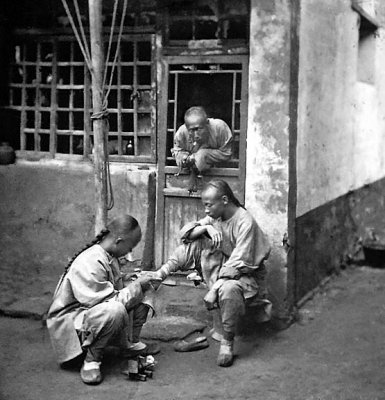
[171,118,233,171]
[47,245,143,363]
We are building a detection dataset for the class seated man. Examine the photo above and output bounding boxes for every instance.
[171,106,233,192]
[46,215,158,385]
[154,179,271,367]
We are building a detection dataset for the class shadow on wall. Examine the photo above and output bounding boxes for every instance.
[295,177,385,302]
[265,247,288,322]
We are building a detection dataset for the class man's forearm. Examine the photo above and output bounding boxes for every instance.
[186,225,207,240]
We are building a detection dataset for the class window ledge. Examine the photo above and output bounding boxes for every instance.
[352,2,380,30]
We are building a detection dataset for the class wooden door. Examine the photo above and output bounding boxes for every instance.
[156,55,249,263]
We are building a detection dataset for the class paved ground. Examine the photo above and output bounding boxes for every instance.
[1,265,385,400]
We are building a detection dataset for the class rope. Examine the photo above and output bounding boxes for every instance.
[90,108,109,120]
[102,0,128,211]
[106,151,115,210]
[73,0,92,67]
[60,0,129,212]
[104,0,128,104]
[102,0,119,93]
[60,0,93,72]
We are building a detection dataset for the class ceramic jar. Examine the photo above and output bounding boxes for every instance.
[0,142,16,165]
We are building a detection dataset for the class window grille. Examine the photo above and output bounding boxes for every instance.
[5,33,156,162]
[166,63,243,169]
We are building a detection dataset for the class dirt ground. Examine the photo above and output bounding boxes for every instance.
[1,265,385,400]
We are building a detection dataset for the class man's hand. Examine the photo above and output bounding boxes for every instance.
[204,289,218,310]
[136,273,162,291]
[206,225,222,248]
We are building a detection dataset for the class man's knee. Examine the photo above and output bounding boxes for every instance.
[81,301,128,340]
[218,280,244,301]
[168,240,204,271]
[93,301,127,326]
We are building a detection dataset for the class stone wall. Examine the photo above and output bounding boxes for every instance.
[0,160,155,305]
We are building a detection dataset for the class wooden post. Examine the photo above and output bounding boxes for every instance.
[88,0,108,234]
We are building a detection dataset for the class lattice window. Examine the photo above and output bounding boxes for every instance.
[166,63,244,169]
[5,33,156,162]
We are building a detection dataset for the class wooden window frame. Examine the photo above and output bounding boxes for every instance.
[4,31,157,163]
[157,54,249,197]
[164,62,245,174]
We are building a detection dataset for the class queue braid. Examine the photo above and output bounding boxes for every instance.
[202,179,245,209]
[63,228,110,276]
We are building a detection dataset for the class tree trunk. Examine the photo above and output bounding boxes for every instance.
[88,0,108,234]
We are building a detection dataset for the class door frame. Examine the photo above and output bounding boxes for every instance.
[155,54,249,264]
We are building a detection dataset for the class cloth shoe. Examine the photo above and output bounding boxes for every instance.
[209,328,224,342]
[173,336,209,352]
[129,341,147,351]
[124,341,161,358]
[80,361,102,385]
[217,339,234,367]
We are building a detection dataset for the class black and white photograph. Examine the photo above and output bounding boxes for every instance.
[0,1,384,399]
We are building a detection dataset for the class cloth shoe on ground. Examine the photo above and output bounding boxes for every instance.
[80,361,102,385]
[124,341,161,357]
[217,339,234,367]
[173,336,209,352]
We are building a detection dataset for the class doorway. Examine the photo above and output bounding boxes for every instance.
[156,55,249,262]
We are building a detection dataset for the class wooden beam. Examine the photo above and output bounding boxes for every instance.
[89,0,108,233]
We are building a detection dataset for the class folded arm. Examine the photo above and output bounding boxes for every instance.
[70,261,144,310]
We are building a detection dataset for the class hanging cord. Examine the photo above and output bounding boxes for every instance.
[102,0,119,94]
[60,0,93,73]
[101,0,128,211]
[60,0,128,211]
[106,147,115,210]
[73,0,92,68]
[90,112,113,210]
[103,0,128,105]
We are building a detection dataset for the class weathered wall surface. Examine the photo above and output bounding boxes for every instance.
[297,1,385,217]
[0,160,155,305]
[246,0,291,317]
[296,175,385,300]
[295,0,385,300]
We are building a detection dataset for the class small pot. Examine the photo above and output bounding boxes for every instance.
[0,142,16,165]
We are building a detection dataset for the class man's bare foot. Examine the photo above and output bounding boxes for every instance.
[187,168,199,193]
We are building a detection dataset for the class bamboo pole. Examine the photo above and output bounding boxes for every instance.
[88,0,108,234]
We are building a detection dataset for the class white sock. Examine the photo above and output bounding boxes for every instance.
[82,360,101,370]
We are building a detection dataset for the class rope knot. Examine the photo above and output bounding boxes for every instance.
[91,108,109,120]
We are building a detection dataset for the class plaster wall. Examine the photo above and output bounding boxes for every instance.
[246,0,291,316]
[294,0,385,300]
[297,0,385,217]
[0,160,155,303]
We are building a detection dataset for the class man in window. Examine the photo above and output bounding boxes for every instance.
[171,106,233,192]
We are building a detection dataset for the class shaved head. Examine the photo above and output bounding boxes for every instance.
[184,106,207,121]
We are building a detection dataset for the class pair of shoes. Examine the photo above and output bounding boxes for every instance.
[173,336,209,352]
[209,328,224,342]
[124,342,161,357]
[217,339,234,367]
[80,361,102,385]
